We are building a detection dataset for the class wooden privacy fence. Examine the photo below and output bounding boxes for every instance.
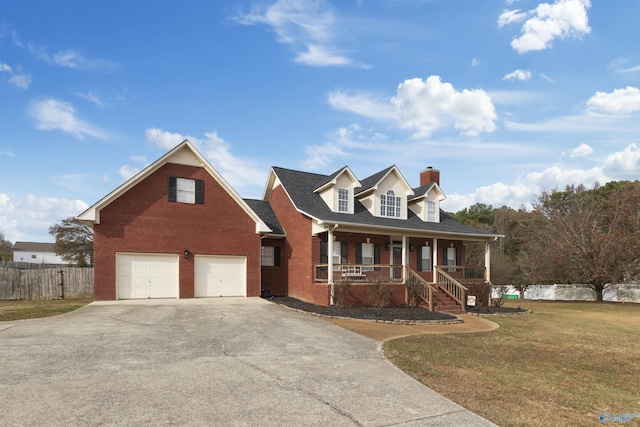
[0,266,94,300]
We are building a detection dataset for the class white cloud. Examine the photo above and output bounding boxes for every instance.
[569,143,593,157]
[8,73,32,89]
[471,57,480,67]
[0,62,32,89]
[586,86,640,114]
[77,91,105,108]
[118,165,140,181]
[0,193,88,242]
[28,44,116,70]
[327,90,395,121]
[497,9,527,28]
[302,123,394,171]
[616,64,640,74]
[329,76,497,137]
[145,128,266,193]
[500,0,591,54]
[235,0,357,67]
[29,98,108,140]
[443,144,639,212]
[602,143,640,177]
[503,69,531,81]
[391,76,497,137]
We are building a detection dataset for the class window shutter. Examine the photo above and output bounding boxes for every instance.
[320,241,328,264]
[417,246,423,271]
[168,176,177,202]
[274,246,281,266]
[195,179,204,204]
[374,243,381,271]
[355,243,362,264]
[341,242,348,264]
[456,247,462,267]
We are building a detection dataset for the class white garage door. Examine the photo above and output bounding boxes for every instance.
[195,256,246,297]
[116,253,179,299]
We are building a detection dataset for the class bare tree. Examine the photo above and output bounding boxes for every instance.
[0,230,13,261]
[525,182,640,301]
[49,217,93,266]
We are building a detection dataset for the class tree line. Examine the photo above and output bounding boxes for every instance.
[451,180,640,301]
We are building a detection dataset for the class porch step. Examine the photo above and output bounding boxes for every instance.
[432,290,466,315]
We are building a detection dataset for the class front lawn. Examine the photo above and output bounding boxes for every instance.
[0,299,93,321]
[385,300,640,427]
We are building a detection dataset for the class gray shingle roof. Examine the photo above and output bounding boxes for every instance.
[244,199,285,236]
[13,242,56,252]
[271,166,498,238]
[355,166,395,195]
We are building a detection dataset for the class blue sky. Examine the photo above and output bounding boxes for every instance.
[1,0,639,243]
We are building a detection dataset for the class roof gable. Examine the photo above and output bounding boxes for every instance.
[355,166,414,197]
[78,140,271,234]
[313,166,361,193]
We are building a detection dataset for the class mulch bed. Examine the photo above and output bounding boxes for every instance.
[269,296,458,322]
[465,305,530,315]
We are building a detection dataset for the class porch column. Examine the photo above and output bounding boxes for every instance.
[485,241,491,283]
[432,238,438,274]
[401,235,408,282]
[328,226,335,305]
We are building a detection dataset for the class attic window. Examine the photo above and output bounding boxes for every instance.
[427,201,436,222]
[338,188,349,212]
[168,177,204,204]
[380,190,401,218]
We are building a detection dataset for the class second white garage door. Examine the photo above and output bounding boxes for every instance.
[194,255,246,297]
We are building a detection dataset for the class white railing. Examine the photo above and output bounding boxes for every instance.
[435,266,467,307]
[405,267,436,311]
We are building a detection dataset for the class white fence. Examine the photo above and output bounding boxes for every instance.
[493,283,640,303]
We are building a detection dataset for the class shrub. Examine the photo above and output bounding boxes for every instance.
[368,277,393,308]
[404,276,422,308]
[333,279,352,307]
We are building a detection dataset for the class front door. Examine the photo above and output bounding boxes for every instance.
[392,246,403,281]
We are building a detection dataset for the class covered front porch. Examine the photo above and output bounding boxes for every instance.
[313,228,494,313]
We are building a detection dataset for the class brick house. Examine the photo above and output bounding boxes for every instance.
[79,140,499,312]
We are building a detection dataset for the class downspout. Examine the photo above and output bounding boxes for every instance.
[327,224,338,306]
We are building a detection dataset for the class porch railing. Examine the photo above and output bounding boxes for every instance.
[405,267,436,311]
[435,266,468,307]
[437,265,486,281]
[314,264,404,283]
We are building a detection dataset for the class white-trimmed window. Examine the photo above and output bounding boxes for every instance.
[380,190,401,218]
[361,243,374,271]
[177,178,195,203]
[427,201,436,222]
[446,247,456,266]
[261,246,281,266]
[338,188,349,212]
[261,246,274,266]
[419,246,431,271]
[168,176,204,204]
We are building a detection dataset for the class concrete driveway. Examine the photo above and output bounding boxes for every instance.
[0,298,496,426]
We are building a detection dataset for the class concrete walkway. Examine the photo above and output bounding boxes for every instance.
[0,298,497,426]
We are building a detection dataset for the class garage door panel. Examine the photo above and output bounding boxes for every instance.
[195,256,246,297]
[117,254,179,299]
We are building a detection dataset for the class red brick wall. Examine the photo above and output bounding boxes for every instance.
[269,185,330,305]
[93,163,261,300]
[260,238,286,296]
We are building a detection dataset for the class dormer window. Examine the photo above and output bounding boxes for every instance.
[338,188,349,212]
[380,190,401,218]
[427,201,436,222]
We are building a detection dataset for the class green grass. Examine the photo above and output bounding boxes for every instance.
[385,301,640,427]
[0,299,93,321]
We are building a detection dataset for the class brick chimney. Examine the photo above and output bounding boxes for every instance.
[420,166,440,186]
